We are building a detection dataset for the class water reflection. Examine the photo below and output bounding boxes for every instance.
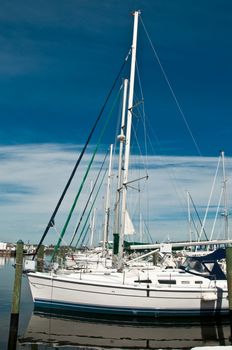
[0,256,6,267]
[20,311,232,349]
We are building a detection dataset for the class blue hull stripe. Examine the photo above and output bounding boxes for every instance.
[34,298,228,317]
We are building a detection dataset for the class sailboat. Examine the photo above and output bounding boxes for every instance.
[27,11,229,317]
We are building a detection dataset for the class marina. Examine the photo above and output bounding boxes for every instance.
[1,2,232,350]
[25,10,232,319]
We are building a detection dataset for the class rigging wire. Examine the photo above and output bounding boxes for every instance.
[135,62,148,167]
[113,81,125,151]
[198,154,221,241]
[32,49,131,260]
[80,224,91,247]
[51,86,123,261]
[210,188,223,241]
[129,118,149,238]
[190,214,201,242]
[69,148,109,247]
[75,166,108,248]
[121,96,148,240]
[135,42,193,223]
[144,115,189,220]
[188,192,209,241]
[134,63,151,237]
[140,16,202,157]
[131,120,148,175]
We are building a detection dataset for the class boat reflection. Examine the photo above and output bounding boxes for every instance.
[0,256,15,269]
[0,256,6,267]
[20,309,232,349]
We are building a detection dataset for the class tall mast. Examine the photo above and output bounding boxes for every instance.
[90,208,96,247]
[221,150,229,240]
[114,79,129,237]
[118,10,140,270]
[187,191,192,243]
[89,181,94,247]
[102,144,113,255]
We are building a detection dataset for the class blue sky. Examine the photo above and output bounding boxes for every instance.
[1,1,232,244]
[1,0,232,154]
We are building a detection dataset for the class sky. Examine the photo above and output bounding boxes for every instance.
[0,0,232,245]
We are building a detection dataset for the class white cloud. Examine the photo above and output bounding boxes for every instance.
[0,144,231,245]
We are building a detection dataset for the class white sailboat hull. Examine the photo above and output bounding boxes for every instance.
[27,270,229,317]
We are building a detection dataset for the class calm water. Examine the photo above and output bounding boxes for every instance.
[1,256,232,349]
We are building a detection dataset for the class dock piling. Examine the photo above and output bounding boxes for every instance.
[7,239,24,350]
[37,244,44,272]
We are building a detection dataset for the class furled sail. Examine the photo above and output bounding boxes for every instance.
[124,210,135,235]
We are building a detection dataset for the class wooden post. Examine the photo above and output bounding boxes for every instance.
[7,239,24,350]
[37,244,44,272]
